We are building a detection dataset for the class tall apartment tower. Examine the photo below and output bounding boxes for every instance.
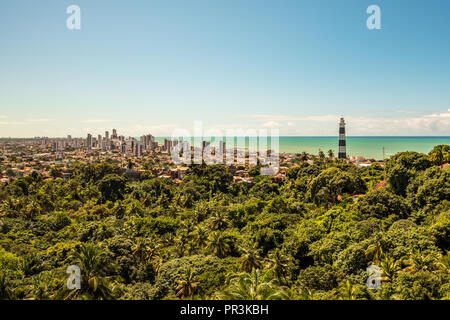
[219,141,226,154]
[135,143,143,157]
[87,134,92,151]
[338,117,346,159]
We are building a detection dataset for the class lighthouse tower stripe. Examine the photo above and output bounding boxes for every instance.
[338,117,346,159]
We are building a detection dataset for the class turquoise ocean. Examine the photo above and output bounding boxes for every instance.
[155,136,450,160]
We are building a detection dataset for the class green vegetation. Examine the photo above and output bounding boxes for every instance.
[0,147,449,300]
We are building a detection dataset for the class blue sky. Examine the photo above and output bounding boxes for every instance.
[1,0,450,137]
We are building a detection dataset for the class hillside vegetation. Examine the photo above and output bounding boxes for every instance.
[0,145,449,300]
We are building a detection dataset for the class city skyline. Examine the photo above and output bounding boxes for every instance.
[1,1,450,137]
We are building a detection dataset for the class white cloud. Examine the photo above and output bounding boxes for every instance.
[424,110,450,118]
[261,120,280,128]
[238,109,450,136]
[0,121,26,125]
[81,119,119,123]
[117,124,180,136]
[245,114,339,122]
[391,110,428,114]
[25,118,55,122]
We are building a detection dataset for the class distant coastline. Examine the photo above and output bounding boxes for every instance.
[1,136,448,161]
[154,136,450,160]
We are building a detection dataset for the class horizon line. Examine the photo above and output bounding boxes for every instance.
[1,135,450,139]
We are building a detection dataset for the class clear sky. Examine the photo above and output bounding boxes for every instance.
[1,0,450,137]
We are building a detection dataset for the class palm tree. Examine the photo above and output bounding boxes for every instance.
[23,200,41,220]
[207,231,232,258]
[174,235,187,257]
[298,288,314,300]
[402,249,437,273]
[340,280,356,300]
[276,286,314,300]
[300,152,308,162]
[318,149,325,160]
[365,241,384,265]
[218,269,284,300]
[379,253,400,282]
[208,212,229,231]
[240,245,263,273]
[20,252,44,277]
[439,251,450,273]
[31,271,55,300]
[277,286,297,300]
[192,203,209,223]
[0,272,12,300]
[192,226,208,250]
[131,237,154,263]
[265,249,290,284]
[65,243,116,300]
[327,149,334,159]
[175,268,198,299]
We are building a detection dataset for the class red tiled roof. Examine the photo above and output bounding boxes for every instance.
[376,181,387,189]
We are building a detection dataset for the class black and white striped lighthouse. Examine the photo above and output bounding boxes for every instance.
[338,117,346,159]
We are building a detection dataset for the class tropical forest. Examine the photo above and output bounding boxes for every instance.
[0,145,449,300]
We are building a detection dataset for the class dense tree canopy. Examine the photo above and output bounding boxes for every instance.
[0,149,449,300]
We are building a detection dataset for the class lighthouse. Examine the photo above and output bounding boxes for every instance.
[338,117,346,159]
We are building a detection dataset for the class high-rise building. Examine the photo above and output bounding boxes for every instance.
[105,131,109,140]
[135,143,143,157]
[164,139,173,152]
[145,134,155,150]
[87,134,92,151]
[202,141,210,150]
[143,135,149,150]
[338,117,346,159]
[112,129,117,139]
[219,141,226,154]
